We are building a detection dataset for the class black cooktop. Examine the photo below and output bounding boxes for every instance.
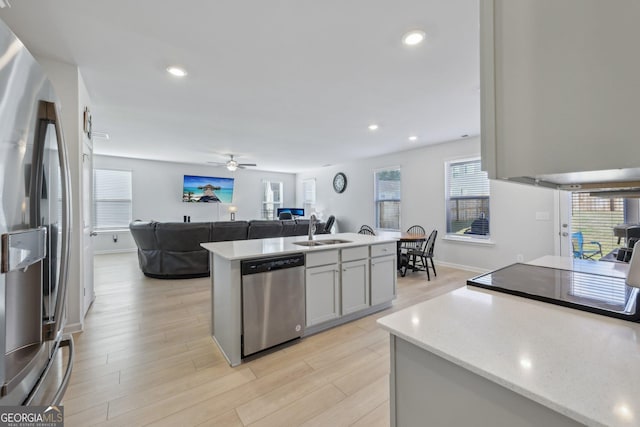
[467,263,640,322]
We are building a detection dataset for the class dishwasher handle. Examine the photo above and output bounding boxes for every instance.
[241,253,305,275]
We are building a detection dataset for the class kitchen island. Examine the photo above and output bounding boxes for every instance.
[202,232,398,366]
[378,256,640,427]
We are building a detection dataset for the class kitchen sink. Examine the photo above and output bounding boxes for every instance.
[292,239,352,247]
[316,239,352,245]
[293,241,326,246]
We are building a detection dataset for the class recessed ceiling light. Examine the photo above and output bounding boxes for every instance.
[402,30,426,46]
[368,124,379,131]
[409,136,418,142]
[166,66,187,77]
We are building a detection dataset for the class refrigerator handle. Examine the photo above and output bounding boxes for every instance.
[40,101,72,341]
[23,335,74,406]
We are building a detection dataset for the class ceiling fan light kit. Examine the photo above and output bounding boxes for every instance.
[207,154,257,171]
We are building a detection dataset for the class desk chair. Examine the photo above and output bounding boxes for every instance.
[278,212,293,220]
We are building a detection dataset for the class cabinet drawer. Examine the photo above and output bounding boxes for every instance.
[370,242,396,258]
[306,249,339,268]
[341,246,369,262]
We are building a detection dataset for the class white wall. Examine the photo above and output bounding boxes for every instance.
[296,137,558,271]
[93,155,297,253]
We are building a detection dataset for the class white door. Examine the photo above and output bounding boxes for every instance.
[558,190,573,257]
[82,141,95,316]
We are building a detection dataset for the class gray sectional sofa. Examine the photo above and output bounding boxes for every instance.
[130,219,328,279]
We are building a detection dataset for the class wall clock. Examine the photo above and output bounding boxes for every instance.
[333,172,347,193]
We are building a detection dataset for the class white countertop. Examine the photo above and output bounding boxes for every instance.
[201,232,397,260]
[378,256,640,427]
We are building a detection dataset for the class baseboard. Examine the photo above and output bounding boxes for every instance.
[94,248,137,255]
[434,260,489,274]
[63,322,83,334]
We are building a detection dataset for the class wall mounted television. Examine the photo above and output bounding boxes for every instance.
[183,175,234,203]
[277,208,304,217]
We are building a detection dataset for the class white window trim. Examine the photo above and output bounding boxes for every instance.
[261,180,283,220]
[374,165,402,231]
[444,156,491,244]
[442,234,495,245]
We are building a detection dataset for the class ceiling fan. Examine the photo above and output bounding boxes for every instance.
[208,154,257,171]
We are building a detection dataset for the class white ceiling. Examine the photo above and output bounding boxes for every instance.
[0,0,480,173]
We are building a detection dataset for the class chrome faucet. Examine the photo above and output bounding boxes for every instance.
[308,214,317,241]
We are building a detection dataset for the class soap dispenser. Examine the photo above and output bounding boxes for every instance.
[626,248,640,288]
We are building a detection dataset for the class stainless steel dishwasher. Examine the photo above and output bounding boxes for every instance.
[241,253,305,357]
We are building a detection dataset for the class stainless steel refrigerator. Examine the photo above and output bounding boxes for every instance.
[0,17,74,406]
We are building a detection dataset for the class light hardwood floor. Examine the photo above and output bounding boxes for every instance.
[65,252,472,426]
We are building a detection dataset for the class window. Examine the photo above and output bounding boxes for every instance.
[446,159,490,236]
[375,167,401,230]
[302,178,316,213]
[261,180,283,219]
[571,193,629,259]
[93,169,132,229]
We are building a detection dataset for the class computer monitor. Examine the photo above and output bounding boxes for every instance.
[277,208,304,217]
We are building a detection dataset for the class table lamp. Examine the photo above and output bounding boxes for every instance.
[228,205,238,221]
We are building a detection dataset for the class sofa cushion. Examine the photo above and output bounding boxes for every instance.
[294,219,310,236]
[211,220,249,241]
[130,221,157,249]
[248,220,283,239]
[281,220,298,237]
[155,222,212,251]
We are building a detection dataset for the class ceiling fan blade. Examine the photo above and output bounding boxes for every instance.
[238,163,257,167]
[206,161,227,166]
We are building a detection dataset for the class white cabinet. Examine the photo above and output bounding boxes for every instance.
[481,0,640,182]
[370,243,396,306]
[305,244,395,329]
[341,258,370,315]
[305,263,340,326]
[305,250,340,327]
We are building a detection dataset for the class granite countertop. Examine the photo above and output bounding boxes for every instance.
[378,256,640,427]
[201,232,397,261]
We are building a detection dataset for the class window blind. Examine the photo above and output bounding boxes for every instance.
[93,169,132,229]
[446,159,490,235]
[571,193,624,259]
[375,168,401,230]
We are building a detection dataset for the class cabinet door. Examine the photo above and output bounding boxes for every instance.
[371,255,396,306]
[341,259,370,315]
[481,0,640,179]
[305,264,340,326]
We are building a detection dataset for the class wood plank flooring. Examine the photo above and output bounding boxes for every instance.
[64,252,472,426]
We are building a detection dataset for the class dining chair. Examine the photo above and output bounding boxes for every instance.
[402,225,426,252]
[358,225,376,235]
[408,229,438,281]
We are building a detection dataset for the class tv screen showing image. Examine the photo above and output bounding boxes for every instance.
[277,208,304,217]
[183,175,234,203]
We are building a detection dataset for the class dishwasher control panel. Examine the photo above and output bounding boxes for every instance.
[241,253,305,275]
